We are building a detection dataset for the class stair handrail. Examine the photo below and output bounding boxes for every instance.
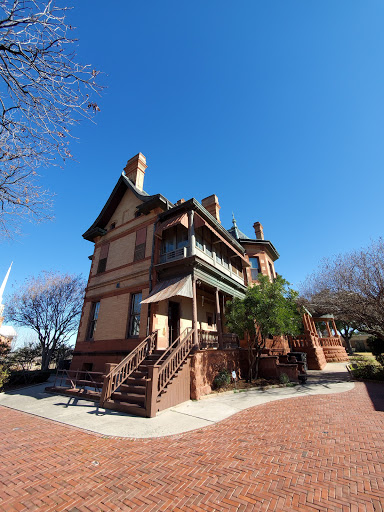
[145,327,194,417]
[154,327,192,366]
[100,330,158,406]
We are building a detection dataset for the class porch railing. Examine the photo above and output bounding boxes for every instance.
[198,330,239,350]
[159,246,188,263]
[199,329,219,349]
[222,333,240,349]
[319,337,343,347]
[100,330,158,406]
[289,336,310,350]
[146,327,194,417]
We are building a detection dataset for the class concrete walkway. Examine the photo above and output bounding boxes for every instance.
[0,362,353,438]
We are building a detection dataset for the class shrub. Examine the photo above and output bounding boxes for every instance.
[367,337,384,367]
[279,373,290,384]
[0,364,10,390]
[213,369,231,390]
[349,360,384,381]
[6,370,51,388]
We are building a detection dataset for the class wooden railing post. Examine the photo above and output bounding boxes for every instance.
[145,365,159,418]
[100,363,117,406]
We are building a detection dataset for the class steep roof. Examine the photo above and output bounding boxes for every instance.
[83,173,174,242]
[227,214,251,241]
[227,215,280,261]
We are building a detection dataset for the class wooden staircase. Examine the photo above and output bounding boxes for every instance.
[100,327,195,417]
[103,350,165,417]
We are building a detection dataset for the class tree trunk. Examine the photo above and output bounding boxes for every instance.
[254,349,263,380]
[41,349,51,371]
[342,335,353,355]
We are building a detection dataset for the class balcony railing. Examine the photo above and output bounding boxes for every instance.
[159,246,188,263]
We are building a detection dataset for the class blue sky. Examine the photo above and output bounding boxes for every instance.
[2,1,384,334]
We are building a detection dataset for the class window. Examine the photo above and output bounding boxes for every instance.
[97,244,110,274]
[222,247,229,269]
[128,292,142,337]
[269,262,275,281]
[215,245,222,264]
[176,225,188,249]
[87,302,100,340]
[205,231,212,257]
[249,256,261,281]
[109,222,116,230]
[134,227,147,261]
[195,233,204,251]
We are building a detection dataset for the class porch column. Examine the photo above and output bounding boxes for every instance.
[188,210,196,257]
[331,318,338,337]
[325,321,332,338]
[192,276,199,348]
[215,288,224,350]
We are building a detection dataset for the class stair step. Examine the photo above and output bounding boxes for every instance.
[118,383,146,394]
[104,400,147,417]
[138,361,158,368]
[111,392,145,404]
[126,377,146,386]
[131,370,148,377]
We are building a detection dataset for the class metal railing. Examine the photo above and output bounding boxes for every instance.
[54,369,104,392]
[100,331,158,406]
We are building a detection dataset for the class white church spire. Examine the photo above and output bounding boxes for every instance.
[0,262,13,316]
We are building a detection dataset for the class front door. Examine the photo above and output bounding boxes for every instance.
[168,301,180,345]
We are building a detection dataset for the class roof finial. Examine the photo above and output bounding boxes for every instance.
[232,212,238,228]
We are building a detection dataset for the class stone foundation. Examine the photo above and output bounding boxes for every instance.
[190,349,246,400]
[322,346,349,363]
[190,349,303,399]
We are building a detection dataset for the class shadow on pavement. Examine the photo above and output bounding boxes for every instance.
[364,381,384,412]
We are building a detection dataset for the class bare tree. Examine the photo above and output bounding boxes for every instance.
[6,272,85,370]
[301,239,384,339]
[0,0,102,236]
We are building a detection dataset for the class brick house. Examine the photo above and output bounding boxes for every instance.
[63,153,348,417]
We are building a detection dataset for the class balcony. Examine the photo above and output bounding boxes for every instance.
[159,246,189,264]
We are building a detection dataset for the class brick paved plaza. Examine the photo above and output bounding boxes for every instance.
[0,382,383,512]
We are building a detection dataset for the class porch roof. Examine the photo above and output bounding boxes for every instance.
[141,275,193,304]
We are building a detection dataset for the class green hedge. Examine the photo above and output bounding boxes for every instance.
[6,370,51,387]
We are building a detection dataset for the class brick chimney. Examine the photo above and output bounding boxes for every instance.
[253,221,264,240]
[201,195,221,223]
[124,153,147,191]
